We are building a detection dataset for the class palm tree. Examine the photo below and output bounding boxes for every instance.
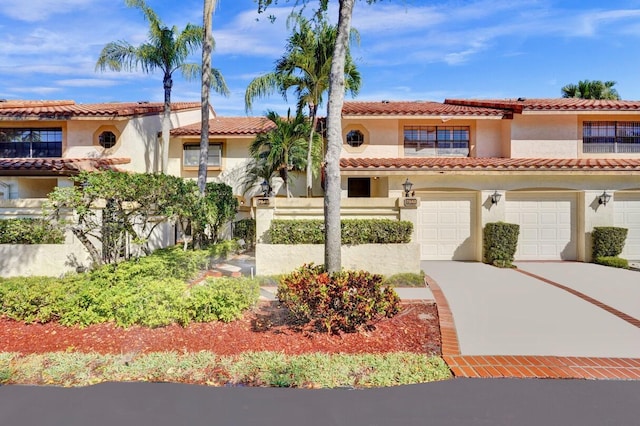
[249,110,320,198]
[245,15,360,197]
[561,80,621,100]
[96,0,229,174]
[198,0,217,195]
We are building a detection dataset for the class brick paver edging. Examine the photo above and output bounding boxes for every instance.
[444,355,640,380]
[424,274,461,356]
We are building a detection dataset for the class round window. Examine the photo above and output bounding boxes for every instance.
[99,131,117,149]
[346,129,364,148]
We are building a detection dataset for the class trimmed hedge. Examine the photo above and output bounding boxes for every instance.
[268,219,413,245]
[483,222,520,268]
[594,256,629,269]
[0,218,65,244]
[592,226,628,258]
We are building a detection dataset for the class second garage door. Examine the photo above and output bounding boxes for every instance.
[505,192,577,260]
[418,193,477,260]
[614,192,640,260]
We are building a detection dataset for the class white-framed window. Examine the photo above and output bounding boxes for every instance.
[183,143,222,167]
[583,121,640,153]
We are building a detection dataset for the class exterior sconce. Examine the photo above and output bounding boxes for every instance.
[260,179,270,197]
[598,191,612,206]
[490,191,502,205]
[402,178,414,197]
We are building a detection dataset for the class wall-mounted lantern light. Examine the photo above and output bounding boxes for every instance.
[402,178,413,197]
[598,191,612,206]
[260,180,270,197]
[490,191,502,205]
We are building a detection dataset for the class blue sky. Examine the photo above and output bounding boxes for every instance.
[1,0,640,116]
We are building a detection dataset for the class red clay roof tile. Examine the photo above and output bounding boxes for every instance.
[340,157,640,172]
[171,117,276,136]
[444,98,640,112]
[342,101,505,117]
[0,100,200,119]
[0,157,131,175]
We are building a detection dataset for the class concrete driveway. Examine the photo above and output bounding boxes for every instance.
[421,261,640,358]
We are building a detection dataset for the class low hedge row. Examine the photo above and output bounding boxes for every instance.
[268,219,413,245]
[0,246,259,327]
[0,218,65,244]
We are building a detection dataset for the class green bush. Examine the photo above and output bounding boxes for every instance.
[382,272,425,288]
[0,218,65,244]
[592,227,628,258]
[594,256,629,269]
[233,219,256,246]
[269,219,413,245]
[0,248,259,328]
[277,264,401,334]
[187,277,260,323]
[483,222,520,268]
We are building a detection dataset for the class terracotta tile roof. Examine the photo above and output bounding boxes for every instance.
[171,117,276,136]
[0,157,131,175]
[445,98,640,113]
[340,157,640,172]
[0,100,200,119]
[342,101,505,117]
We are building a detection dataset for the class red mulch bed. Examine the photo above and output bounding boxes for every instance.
[0,301,441,356]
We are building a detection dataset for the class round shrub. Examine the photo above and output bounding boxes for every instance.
[277,264,401,334]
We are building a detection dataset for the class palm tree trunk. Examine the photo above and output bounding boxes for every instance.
[198,0,216,194]
[324,0,355,273]
[161,73,172,174]
[306,103,318,197]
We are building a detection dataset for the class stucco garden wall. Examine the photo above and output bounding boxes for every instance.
[256,243,420,276]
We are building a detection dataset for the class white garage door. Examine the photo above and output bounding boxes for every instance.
[614,193,640,260]
[505,193,576,260]
[418,193,476,260]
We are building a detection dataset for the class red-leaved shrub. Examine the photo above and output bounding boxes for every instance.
[277,264,401,334]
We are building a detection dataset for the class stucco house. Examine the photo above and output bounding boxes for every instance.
[0,99,202,199]
[338,98,640,262]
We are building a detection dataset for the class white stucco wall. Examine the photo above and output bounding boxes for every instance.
[510,114,579,158]
[475,120,504,157]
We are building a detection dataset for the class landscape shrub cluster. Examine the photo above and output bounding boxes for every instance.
[0,218,65,244]
[483,222,520,268]
[268,219,413,245]
[277,264,401,334]
[592,226,629,269]
[233,218,256,247]
[0,246,259,327]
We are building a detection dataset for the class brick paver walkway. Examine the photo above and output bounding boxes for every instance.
[425,273,640,380]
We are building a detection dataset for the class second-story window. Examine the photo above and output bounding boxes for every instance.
[346,129,365,148]
[99,131,117,149]
[583,121,640,153]
[0,127,62,158]
[404,126,469,157]
[183,143,221,167]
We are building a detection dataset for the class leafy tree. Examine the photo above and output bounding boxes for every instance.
[96,0,229,174]
[47,171,237,266]
[249,110,321,198]
[561,80,621,100]
[245,15,360,197]
[47,171,196,266]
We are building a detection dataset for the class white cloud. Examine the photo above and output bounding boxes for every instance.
[0,0,97,22]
